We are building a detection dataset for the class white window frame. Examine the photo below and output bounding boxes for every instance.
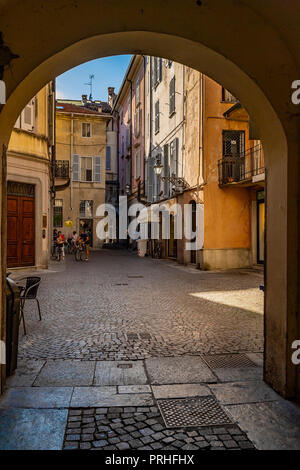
[72,155,101,182]
[82,122,91,138]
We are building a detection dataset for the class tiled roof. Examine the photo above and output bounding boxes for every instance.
[56,101,111,115]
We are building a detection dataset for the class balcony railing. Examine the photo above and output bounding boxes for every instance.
[55,160,69,178]
[218,144,264,186]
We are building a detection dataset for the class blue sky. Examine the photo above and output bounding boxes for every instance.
[56,55,132,102]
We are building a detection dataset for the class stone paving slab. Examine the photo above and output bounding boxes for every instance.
[152,384,212,399]
[209,380,279,405]
[6,360,45,387]
[145,356,217,385]
[0,387,72,409]
[212,367,263,383]
[94,361,147,386]
[33,360,95,387]
[0,408,68,450]
[118,385,151,394]
[226,400,300,450]
[71,387,153,408]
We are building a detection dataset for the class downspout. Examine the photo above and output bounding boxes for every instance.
[182,65,185,179]
[70,113,74,211]
[197,72,205,201]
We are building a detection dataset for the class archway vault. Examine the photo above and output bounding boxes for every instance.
[0,0,300,399]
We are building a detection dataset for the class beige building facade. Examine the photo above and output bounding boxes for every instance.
[54,98,111,249]
[7,83,55,269]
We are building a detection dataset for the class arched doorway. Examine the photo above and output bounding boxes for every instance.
[0,1,299,401]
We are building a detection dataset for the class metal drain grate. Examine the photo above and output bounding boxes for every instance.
[158,396,233,428]
[202,353,257,369]
[127,275,144,279]
[117,363,133,369]
[127,333,139,340]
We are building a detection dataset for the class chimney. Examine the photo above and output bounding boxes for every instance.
[108,87,116,108]
[82,94,88,104]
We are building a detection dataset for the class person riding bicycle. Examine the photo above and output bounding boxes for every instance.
[79,229,90,261]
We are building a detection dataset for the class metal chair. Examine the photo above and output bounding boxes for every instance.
[16,276,42,335]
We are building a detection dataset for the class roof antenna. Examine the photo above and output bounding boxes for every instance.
[84,74,95,100]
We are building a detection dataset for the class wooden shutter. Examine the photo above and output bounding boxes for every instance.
[135,150,140,179]
[169,77,176,115]
[155,101,159,133]
[94,156,101,182]
[174,137,179,176]
[148,158,153,202]
[22,99,35,131]
[72,154,79,181]
[106,147,111,170]
[159,58,162,82]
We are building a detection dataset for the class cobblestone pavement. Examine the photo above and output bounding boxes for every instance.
[63,406,255,451]
[14,250,264,361]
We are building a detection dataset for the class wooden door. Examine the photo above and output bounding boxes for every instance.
[7,195,35,267]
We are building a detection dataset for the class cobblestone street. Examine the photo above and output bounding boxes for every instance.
[2,250,300,451]
[16,250,264,361]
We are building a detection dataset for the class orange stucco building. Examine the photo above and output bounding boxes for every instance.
[201,77,265,269]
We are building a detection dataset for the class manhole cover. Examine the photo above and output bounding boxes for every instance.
[117,363,133,369]
[202,353,257,369]
[139,333,151,340]
[158,396,233,428]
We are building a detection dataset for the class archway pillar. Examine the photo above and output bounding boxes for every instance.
[264,131,300,399]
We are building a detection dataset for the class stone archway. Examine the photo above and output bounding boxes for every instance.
[0,0,300,399]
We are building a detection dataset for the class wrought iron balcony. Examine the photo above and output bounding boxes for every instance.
[55,160,69,178]
[218,144,264,187]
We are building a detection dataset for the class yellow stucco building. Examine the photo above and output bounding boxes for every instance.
[7,83,55,269]
[54,97,111,249]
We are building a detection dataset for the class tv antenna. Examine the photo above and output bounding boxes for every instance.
[85,74,95,100]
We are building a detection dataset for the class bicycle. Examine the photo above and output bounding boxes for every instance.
[153,240,162,259]
[74,243,87,261]
[51,244,63,261]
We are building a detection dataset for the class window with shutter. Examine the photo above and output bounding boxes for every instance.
[136,80,140,107]
[22,99,35,131]
[153,57,162,87]
[170,138,179,177]
[126,127,131,150]
[72,155,80,181]
[155,100,160,134]
[81,156,93,181]
[106,147,111,170]
[82,123,91,137]
[163,144,169,196]
[169,77,176,116]
[135,150,141,179]
[148,158,153,202]
[94,156,101,182]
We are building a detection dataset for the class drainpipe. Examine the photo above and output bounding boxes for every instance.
[197,73,205,200]
[70,113,74,211]
[182,65,185,180]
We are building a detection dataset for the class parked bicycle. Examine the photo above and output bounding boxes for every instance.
[153,240,162,259]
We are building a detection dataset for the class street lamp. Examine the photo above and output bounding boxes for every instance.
[154,159,163,176]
